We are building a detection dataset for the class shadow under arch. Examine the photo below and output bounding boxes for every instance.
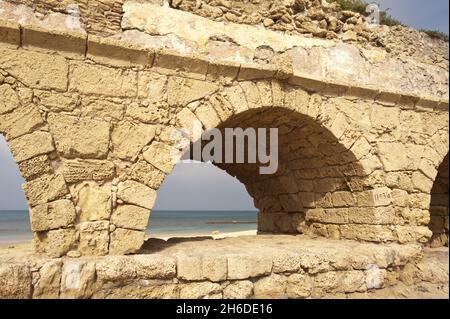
[179,106,368,236]
[429,153,449,247]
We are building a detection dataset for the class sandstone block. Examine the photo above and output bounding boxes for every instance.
[254,274,287,299]
[29,199,76,232]
[87,35,153,67]
[347,207,395,225]
[76,182,112,222]
[272,251,303,273]
[176,256,202,281]
[129,160,166,189]
[33,260,62,299]
[408,193,431,209]
[78,221,110,256]
[177,255,227,282]
[340,224,396,242]
[256,80,273,107]
[331,191,355,207]
[167,76,219,106]
[132,255,176,279]
[95,256,137,282]
[0,19,20,46]
[23,174,69,207]
[143,142,175,174]
[223,85,249,113]
[8,131,55,162]
[69,61,137,97]
[223,281,254,299]
[63,159,115,183]
[365,265,387,290]
[313,271,366,296]
[117,180,157,209]
[91,283,179,299]
[138,71,167,101]
[279,194,304,212]
[111,205,150,231]
[306,208,348,224]
[0,264,31,299]
[176,108,202,140]
[111,121,156,161]
[0,84,19,115]
[400,208,430,226]
[377,142,408,171]
[34,228,76,258]
[391,189,409,207]
[154,51,209,80]
[396,226,432,244]
[48,113,110,159]
[109,228,146,255]
[194,104,221,129]
[0,47,68,91]
[35,91,79,112]
[81,98,125,121]
[179,282,222,299]
[355,187,392,207]
[18,155,53,180]
[286,274,312,299]
[411,171,434,193]
[227,255,272,280]
[60,261,96,299]
[239,81,262,109]
[126,103,164,124]
[22,25,86,58]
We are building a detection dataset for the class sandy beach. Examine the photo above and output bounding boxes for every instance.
[146,229,257,241]
[0,230,258,250]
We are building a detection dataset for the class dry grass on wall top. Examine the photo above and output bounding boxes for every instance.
[329,0,449,41]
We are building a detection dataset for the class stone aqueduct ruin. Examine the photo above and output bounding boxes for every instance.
[0,0,449,259]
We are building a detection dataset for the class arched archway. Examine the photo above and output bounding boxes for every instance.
[166,106,369,238]
[429,153,449,247]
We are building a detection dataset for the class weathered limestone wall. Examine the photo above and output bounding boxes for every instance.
[0,1,449,257]
[2,236,447,299]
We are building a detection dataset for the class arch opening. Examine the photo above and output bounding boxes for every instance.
[167,106,368,238]
[0,134,31,245]
[429,153,449,247]
[149,161,257,238]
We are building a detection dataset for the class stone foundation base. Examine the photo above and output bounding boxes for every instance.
[0,235,448,299]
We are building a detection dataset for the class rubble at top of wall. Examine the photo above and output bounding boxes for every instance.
[167,0,448,69]
[2,0,449,70]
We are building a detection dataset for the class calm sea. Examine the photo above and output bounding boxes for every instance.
[0,210,258,244]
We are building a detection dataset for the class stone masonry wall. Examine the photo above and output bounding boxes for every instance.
[0,1,449,257]
[2,236,442,299]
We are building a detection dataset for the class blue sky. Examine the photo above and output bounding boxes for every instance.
[376,0,449,34]
[0,0,448,210]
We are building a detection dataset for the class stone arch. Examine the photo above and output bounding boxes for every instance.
[174,105,369,237]
[429,153,449,247]
[2,50,447,256]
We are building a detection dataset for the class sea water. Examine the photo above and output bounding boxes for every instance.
[0,210,258,244]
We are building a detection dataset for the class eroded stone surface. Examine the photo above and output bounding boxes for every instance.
[0,236,446,299]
